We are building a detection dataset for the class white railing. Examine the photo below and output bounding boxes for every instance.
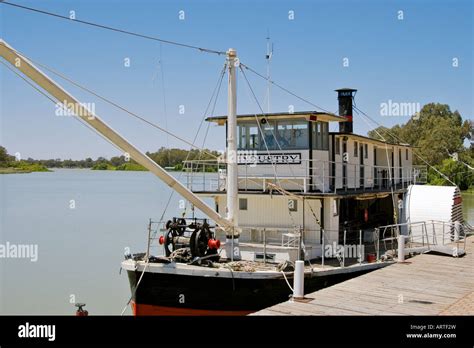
[182,159,427,193]
[376,220,468,258]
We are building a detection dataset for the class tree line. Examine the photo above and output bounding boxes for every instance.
[0,146,221,172]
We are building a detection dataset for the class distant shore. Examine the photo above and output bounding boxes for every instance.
[0,164,50,174]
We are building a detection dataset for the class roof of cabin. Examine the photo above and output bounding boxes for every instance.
[330,132,415,148]
[206,111,346,125]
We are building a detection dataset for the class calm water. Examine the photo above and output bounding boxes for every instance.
[0,169,473,315]
[0,169,212,315]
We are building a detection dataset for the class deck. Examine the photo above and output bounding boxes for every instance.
[252,236,474,315]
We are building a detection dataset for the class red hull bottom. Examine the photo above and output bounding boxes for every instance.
[130,301,253,316]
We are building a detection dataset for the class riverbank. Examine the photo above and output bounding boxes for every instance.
[0,163,50,174]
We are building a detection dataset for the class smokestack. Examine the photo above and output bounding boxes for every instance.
[335,88,357,133]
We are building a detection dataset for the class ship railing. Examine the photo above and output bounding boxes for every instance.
[145,219,168,260]
[182,159,427,193]
[376,219,468,258]
[146,221,389,268]
[221,226,383,269]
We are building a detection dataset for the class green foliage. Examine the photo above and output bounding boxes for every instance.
[428,158,474,191]
[0,146,10,166]
[115,162,147,171]
[91,163,115,170]
[0,147,49,173]
[368,103,473,189]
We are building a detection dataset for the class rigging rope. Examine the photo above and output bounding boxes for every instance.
[240,63,333,114]
[5,45,220,160]
[239,66,301,229]
[1,1,225,55]
[157,63,226,223]
[0,60,129,155]
[242,60,457,187]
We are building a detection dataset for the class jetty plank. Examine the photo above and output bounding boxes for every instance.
[252,237,474,316]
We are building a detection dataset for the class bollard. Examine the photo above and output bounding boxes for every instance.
[293,260,304,299]
[397,235,405,262]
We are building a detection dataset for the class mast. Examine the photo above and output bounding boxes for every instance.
[226,48,239,229]
[0,39,233,230]
[265,32,272,114]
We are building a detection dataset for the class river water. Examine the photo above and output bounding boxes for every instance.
[0,169,473,315]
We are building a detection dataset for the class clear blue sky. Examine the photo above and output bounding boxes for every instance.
[1,0,472,160]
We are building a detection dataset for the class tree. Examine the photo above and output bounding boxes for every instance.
[368,103,473,189]
[0,146,9,166]
[429,158,474,190]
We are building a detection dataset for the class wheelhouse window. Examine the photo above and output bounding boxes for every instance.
[277,120,308,149]
[238,123,260,150]
[238,119,308,150]
[364,144,368,159]
[406,149,409,160]
[335,137,340,154]
[354,141,358,157]
[312,121,329,150]
[261,121,277,150]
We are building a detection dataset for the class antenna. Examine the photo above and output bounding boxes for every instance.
[265,30,273,114]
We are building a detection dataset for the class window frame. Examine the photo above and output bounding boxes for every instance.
[312,121,329,151]
[239,198,248,211]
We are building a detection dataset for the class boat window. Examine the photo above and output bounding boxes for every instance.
[277,120,308,149]
[364,144,368,158]
[335,137,340,154]
[248,125,260,150]
[239,198,248,211]
[322,122,329,150]
[406,149,409,160]
[261,121,277,150]
[312,121,329,150]
[237,123,260,149]
[238,124,248,149]
[354,141,358,157]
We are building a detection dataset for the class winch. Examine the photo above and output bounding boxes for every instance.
[159,217,221,261]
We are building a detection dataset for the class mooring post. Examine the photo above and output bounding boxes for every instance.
[397,234,405,262]
[293,260,304,299]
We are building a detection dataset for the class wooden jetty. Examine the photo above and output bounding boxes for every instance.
[253,236,474,316]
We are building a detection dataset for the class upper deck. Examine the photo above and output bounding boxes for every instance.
[184,111,426,196]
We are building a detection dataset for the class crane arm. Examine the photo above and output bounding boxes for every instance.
[0,39,233,230]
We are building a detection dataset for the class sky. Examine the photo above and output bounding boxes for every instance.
[0,0,472,160]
